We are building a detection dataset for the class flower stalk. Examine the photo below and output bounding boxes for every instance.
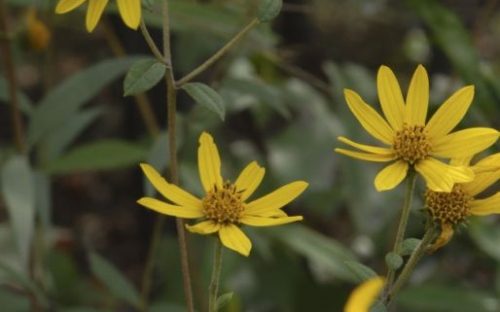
[208,240,223,312]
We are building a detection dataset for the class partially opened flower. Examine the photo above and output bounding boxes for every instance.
[138,132,308,256]
[344,276,385,312]
[55,0,141,32]
[425,153,500,251]
[335,65,499,192]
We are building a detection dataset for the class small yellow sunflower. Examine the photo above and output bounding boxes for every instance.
[55,0,141,32]
[425,153,500,251]
[344,276,385,312]
[335,65,499,192]
[138,132,308,256]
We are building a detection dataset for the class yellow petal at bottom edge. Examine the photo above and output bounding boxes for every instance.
[55,0,86,13]
[218,224,252,256]
[344,276,385,312]
[470,193,500,216]
[415,158,474,192]
[186,220,220,234]
[117,0,141,29]
[374,160,408,191]
[240,215,303,227]
[428,223,454,253]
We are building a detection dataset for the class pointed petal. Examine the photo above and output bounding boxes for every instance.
[240,215,303,227]
[470,193,500,216]
[335,148,395,162]
[117,0,141,30]
[186,220,220,234]
[245,181,308,215]
[415,158,474,192]
[219,225,251,256]
[462,170,500,196]
[450,156,473,167]
[344,276,385,312]
[234,161,265,201]
[137,197,203,218]
[344,89,394,145]
[257,209,288,217]
[428,223,454,253]
[337,136,394,155]
[405,65,429,125]
[432,128,499,158]
[198,132,223,192]
[377,65,405,131]
[374,160,409,191]
[471,153,500,173]
[85,0,108,32]
[140,163,202,208]
[426,85,474,139]
[55,0,86,13]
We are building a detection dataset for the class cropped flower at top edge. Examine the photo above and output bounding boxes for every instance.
[137,132,308,256]
[425,153,500,251]
[344,276,385,312]
[335,65,500,192]
[55,0,141,32]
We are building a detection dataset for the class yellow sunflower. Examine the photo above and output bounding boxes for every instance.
[344,276,385,312]
[138,132,308,256]
[425,153,500,251]
[55,0,141,32]
[335,65,499,192]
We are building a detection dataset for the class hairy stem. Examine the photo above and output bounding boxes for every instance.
[208,240,223,312]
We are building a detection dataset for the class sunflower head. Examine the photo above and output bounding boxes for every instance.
[425,185,472,226]
[393,123,432,164]
[202,181,245,224]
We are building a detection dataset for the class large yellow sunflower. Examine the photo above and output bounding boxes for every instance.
[425,153,500,251]
[138,132,308,256]
[55,0,141,32]
[335,65,499,192]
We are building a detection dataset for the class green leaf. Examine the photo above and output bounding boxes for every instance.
[0,260,47,307]
[182,82,225,121]
[88,252,141,308]
[0,76,34,114]
[123,58,166,96]
[216,292,234,311]
[401,238,421,256]
[344,261,377,283]
[44,139,147,174]
[0,155,35,267]
[267,224,358,282]
[385,252,403,270]
[258,0,282,22]
[0,288,30,311]
[27,57,142,148]
[370,301,388,312]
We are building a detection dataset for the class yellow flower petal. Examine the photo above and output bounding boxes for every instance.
[469,193,500,216]
[344,276,385,312]
[117,0,141,30]
[55,0,86,13]
[219,224,251,256]
[139,163,202,208]
[472,153,500,173]
[240,215,303,227]
[374,160,409,191]
[450,156,473,167]
[432,128,499,158]
[245,181,308,215]
[337,136,394,155]
[377,65,405,131]
[198,132,223,192]
[404,65,429,126]
[186,220,220,234]
[85,0,108,32]
[257,209,288,217]
[462,170,500,196]
[137,197,203,218]
[415,158,474,192]
[428,223,454,253]
[234,161,265,201]
[425,85,475,139]
[344,89,394,145]
[335,148,395,162]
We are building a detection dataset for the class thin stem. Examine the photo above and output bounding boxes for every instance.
[208,240,223,312]
[0,0,26,153]
[139,19,166,64]
[176,18,260,87]
[385,170,417,289]
[386,228,436,307]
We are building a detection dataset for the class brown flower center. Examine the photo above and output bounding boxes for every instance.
[393,124,432,164]
[425,185,472,225]
[202,181,245,224]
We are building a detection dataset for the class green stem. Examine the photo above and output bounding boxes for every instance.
[385,170,417,289]
[208,240,223,312]
[176,18,260,87]
[0,0,26,154]
[386,227,436,307]
[139,19,166,64]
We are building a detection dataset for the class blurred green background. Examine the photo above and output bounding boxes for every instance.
[0,0,499,311]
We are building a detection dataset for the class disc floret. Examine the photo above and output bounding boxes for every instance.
[393,124,432,164]
[202,181,245,224]
[425,185,472,225]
